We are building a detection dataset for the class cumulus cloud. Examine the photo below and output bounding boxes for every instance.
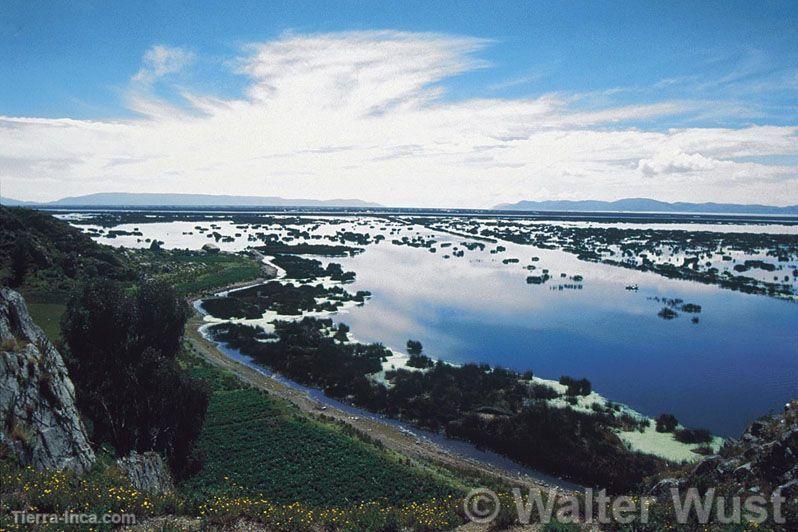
[1,31,797,206]
[638,151,722,177]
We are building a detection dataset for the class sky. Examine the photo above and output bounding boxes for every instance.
[1,1,798,208]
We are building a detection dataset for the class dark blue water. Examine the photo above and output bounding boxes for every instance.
[336,237,798,437]
[83,216,798,438]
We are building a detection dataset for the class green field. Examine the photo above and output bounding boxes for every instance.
[180,351,467,508]
[25,301,67,342]
[137,250,263,296]
[19,250,261,341]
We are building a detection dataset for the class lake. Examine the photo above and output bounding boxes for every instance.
[67,212,798,437]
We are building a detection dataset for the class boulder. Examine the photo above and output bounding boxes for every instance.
[201,243,220,254]
[691,455,722,478]
[0,288,95,473]
[117,451,174,494]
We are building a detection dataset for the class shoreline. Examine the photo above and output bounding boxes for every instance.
[186,288,580,494]
[198,256,722,465]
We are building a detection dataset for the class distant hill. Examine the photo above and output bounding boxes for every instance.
[0,197,33,206]
[0,193,382,208]
[493,198,798,215]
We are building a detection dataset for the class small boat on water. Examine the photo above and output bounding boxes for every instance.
[625,284,639,291]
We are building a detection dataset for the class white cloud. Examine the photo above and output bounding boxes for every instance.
[1,31,797,206]
[132,44,194,84]
[638,150,723,177]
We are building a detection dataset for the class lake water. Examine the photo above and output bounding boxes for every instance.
[70,214,798,437]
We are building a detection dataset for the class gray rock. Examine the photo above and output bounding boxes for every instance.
[651,399,798,499]
[650,478,682,498]
[776,479,798,498]
[782,464,798,483]
[0,288,95,473]
[733,462,753,481]
[748,420,767,438]
[781,428,798,453]
[717,458,741,475]
[755,441,789,475]
[741,433,759,444]
[743,445,761,461]
[691,455,722,478]
[117,451,174,494]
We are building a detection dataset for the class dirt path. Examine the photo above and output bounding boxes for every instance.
[185,303,572,495]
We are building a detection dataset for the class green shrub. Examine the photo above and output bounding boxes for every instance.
[674,427,712,444]
[655,413,679,433]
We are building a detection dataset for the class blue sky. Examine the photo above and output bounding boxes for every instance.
[1,1,797,206]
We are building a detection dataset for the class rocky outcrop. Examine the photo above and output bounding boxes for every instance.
[0,288,95,473]
[651,399,798,497]
[117,451,174,494]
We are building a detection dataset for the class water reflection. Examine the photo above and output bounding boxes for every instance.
[334,236,798,437]
[73,215,798,437]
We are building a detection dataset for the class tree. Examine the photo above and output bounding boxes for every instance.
[62,252,79,278]
[674,427,712,444]
[407,353,434,369]
[62,279,208,476]
[406,339,423,356]
[10,236,30,287]
[134,280,189,357]
[655,413,679,433]
[333,323,350,342]
[130,347,209,471]
[560,375,592,396]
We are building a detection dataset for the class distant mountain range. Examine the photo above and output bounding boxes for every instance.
[0,192,382,208]
[2,193,796,215]
[493,198,798,215]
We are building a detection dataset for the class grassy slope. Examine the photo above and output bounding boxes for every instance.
[0,206,263,338]
[21,249,261,341]
[16,247,261,341]
[24,302,67,342]
[180,350,467,508]
[1,206,130,340]
[134,249,263,297]
[0,207,135,301]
